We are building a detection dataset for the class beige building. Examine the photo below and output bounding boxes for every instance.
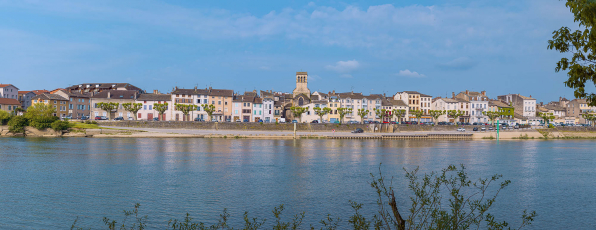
[31,93,70,118]
[0,98,21,114]
[91,90,139,119]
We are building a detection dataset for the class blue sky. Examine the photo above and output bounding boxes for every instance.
[0,0,587,102]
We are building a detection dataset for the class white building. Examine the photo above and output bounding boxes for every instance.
[498,94,537,118]
[136,94,172,121]
[0,84,19,100]
[431,98,459,122]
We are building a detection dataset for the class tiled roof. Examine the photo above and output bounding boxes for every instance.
[489,100,512,108]
[438,98,459,103]
[518,94,535,100]
[391,100,408,106]
[0,98,21,105]
[0,84,16,88]
[172,88,198,95]
[91,90,138,99]
[420,94,432,97]
[18,91,31,94]
[32,90,49,95]
[254,98,263,104]
[137,94,172,101]
[544,105,566,111]
[402,91,421,94]
[58,90,91,98]
[455,98,470,103]
[209,89,234,97]
[66,83,141,91]
[32,93,68,101]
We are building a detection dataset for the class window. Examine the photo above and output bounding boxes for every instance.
[144,105,147,110]
[218,101,221,105]
[149,105,152,110]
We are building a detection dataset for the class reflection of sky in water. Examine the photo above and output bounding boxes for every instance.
[0,138,594,229]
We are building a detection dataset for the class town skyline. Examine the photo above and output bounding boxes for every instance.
[0,0,590,102]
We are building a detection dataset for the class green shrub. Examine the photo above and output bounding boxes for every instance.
[29,116,59,130]
[8,116,28,133]
[51,120,71,131]
[0,110,11,125]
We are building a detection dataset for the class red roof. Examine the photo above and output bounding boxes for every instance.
[0,98,21,105]
[32,90,49,95]
[18,91,32,94]
[0,84,14,88]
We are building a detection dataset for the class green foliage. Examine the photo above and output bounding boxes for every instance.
[24,103,56,120]
[7,116,28,133]
[201,104,216,121]
[122,103,143,120]
[483,111,502,124]
[337,107,353,124]
[391,109,406,123]
[153,103,168,114]
[29,116,59,130]
[428,110,445,123]
[0,110,11,125]
[313,107,332,123]
[175,103,197,115]
[410,109,424,124]
[374,108,389,123]
[446,110,466,123]
[70,165,535,230]
[548,0,596,106]
[290,106,308,123]
[358,109,370,124]
[51,120,71,131]
[97,102,120,120]
[538,112,556,125]
[581,113,596,126]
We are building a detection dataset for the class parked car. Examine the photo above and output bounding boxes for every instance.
[65,116,72,120]
[333,120,340,124]
[311,120,319,123]
[411,121,418,125]
[457,127,466,132]
[244,119,250,122]
[390,121,398,124]
[153,117,159,121]
[351,128,364,133]
[348,121,359,124]
[372,121,380,124]
[94,116,108,120]
[514,125,519,129]
[473,127,479,131]
[80,116,89,120]
[472,122,478,125]
[114,117,124,121]
[481,127,486,132]
[194,118,203,122]
[489,126,494,131]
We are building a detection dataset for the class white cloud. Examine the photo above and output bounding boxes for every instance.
[326,60,360,73]
[397,69,425,78]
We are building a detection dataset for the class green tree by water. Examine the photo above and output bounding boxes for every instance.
[122,103,142,120]
[548,0,596,106]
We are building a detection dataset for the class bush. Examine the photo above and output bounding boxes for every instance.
[51,120,71,131]
[0,110,11,125]
[29,116,59,130]
[7,116,28,133]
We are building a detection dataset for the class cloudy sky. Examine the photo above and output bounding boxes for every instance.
[0,0,586,102]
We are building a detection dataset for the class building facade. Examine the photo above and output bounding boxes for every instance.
[0,84,19,100]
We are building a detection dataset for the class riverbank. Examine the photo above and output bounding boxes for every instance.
[3,125,596,140]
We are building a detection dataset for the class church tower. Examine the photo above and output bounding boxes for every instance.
[292,72,310,97]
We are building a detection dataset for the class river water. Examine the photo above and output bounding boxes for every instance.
[0,138,594,229]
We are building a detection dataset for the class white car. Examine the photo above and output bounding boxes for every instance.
[457,128,466,132]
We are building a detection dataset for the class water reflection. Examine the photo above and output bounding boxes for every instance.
[0,138,594,229]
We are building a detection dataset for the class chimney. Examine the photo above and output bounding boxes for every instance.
[452,92,455,99]
[194,86,197,90]
[134,91,137,99]
[465,90,469,95]
[107,91,111,99]
[153,90,159,94]
[209,86,212,91]
[481,91,486,96]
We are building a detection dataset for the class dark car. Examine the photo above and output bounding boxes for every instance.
[244,119,250,122]
[80,116,89,120]
[351,128,364,133]
[473,127,479,131]
[153,117,159,121]
[472,122,478,125]
[311,120,319,123]
[194,117,203,122]
[113,117,124,121]
[411,121,418,125]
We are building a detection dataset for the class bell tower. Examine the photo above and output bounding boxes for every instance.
[292,72,310,97]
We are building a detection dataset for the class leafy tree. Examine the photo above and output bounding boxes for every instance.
[0,110,11,125]
[337,107,353,124]
[24,103,56,120]
[12,107,24,116]
[7,116,28,133]
[447,110,466,124]
[122,103,142,120]
[411,109,424,124]
[483,111,502,125]
[175,104,197,121]
[290,106,308,123]
[97,102,119,120]
[25,103,58,130]
[201,104,216,122]
[357,108,370,124]
[313,107,332,123]
[392,109,406,123]
[581,113,596,126]
[428,110,445,123]
[548,0,596,106]
[374,108,389,123]
[153,103,169,121]
[538,112,556,126]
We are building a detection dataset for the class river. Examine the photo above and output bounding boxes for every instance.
[0,138,594,229]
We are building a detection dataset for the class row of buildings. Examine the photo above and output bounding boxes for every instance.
[1,72,595,125]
